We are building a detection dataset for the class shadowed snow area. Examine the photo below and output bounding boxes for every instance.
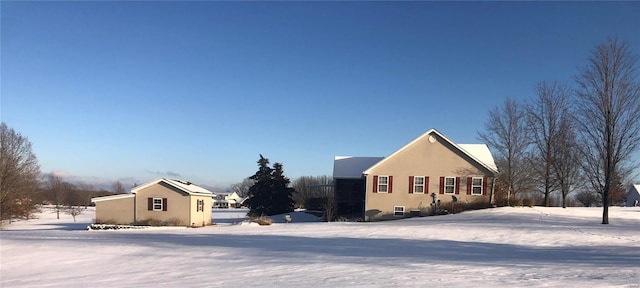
[1,206,639,287]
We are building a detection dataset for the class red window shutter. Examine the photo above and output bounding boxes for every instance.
[439,177,444,194]
[425,177,429,194]
[388,176,393,193]
[409,176,414,194]
[147,198,152,211]
[373,176,378,193]
[455,177,460,194]
[163,198,168,211]
[483,177,488,196]
[467,177,472,195]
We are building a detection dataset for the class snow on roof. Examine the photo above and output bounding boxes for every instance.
[91,193,134,202]
[363,129,498,175]
[132,178,213,196]
[458,144,498,172]
[333,156,384,179]
[163,178,213,195]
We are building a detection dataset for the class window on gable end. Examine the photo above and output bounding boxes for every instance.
[153,198,163,211]
[444,177,456,194]
[377,176,389,193]
[413,176,425,194]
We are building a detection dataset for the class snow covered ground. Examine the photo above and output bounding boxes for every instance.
[1,206,639,287]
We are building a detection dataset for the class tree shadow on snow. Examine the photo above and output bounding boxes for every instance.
[10,231,637,268]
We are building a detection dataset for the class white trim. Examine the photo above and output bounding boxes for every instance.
[363,129,498,175]
[471,177,483,195]
[131,178,213,196]
[91,194,134,203]
[413,176,425,194]
[444,177,456,195]
[393,206,405,217]
[377,175,389,193]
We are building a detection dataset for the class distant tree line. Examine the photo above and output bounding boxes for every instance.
[479,37,640,224]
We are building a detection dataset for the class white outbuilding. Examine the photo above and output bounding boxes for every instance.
[626,184,640,207]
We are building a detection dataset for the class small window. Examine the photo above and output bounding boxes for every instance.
[445,177,456,194]
[153,198,163,211]
[472,177,483,195]
[196,199,202,212]
[413,176,425,194]
[394,206,405,217]
[378,176,389,193]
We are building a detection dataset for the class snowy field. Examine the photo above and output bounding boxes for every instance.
[1,206,639,287]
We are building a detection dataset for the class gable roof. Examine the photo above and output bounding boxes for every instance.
[630,184,640,195]
[626,184,640,206]
[131,178,214,196]
[363,129,499,175]
[333,156,385,179]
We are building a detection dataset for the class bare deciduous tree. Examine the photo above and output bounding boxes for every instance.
[292,175,333,209]
[0,123,41,222]
[552,111,581,208]
[574,190,599,207]
[77,183,95,208]
[229,177,255,198]
[291,176,316,209]
[574,37,640,224]
[44,173,73,219]
[478,98,533,205]
[526,82,565,206]
[66,205,84,222]
[322,191,337,222]
[526,81,579,207]
[112,181,126,194]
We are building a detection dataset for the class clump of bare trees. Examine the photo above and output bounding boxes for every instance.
[291,175,335,221]
[0,123,41,222]
[112,181,126,194]
[480,37,640,224]
[478,98,533,205]
[43,173,76,219]
[229,177,255,198]
[526,81,579,208]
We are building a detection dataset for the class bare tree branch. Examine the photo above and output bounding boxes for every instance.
[478,98,533,204]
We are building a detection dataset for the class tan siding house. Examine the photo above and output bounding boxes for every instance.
[334,129,498,221]
[93,194,135,224]
[92,178,213,226]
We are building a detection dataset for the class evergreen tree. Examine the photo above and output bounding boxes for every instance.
[245,155,295,217]
[271,163,295,214]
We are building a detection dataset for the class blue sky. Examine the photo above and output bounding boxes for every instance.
[2,1,639,189]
